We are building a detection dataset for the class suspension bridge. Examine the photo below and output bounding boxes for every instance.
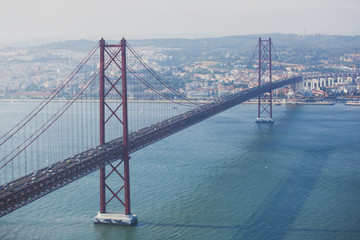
[0,37,352,225]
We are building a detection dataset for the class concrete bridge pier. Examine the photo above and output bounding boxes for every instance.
[94,212,138,226]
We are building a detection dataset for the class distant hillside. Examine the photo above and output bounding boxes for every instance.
[129,34,360,50]
[42,34,360,51]
[43,39,97,51]
[41,34,360,67]
[130,34,360,60]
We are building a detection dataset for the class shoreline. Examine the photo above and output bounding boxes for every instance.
[0,99,344,105]
[286,101,335,105]
[0,98,212,104]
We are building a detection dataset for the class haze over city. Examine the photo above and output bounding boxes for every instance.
[1,0,360,239]
[0,0,359,45]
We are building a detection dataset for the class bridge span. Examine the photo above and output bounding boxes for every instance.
[0,76,301,217]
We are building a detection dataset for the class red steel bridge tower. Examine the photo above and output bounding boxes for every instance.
[256,38,274,123]
[94,38,137,225]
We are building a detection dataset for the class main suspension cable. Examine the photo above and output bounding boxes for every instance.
[126,43,202,106]
[0,42,100,147]
[105,44,198,107]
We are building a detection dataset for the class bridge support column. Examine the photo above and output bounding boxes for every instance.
[256,38,274,123]
[293,81,297,102]
[94,38,137,226]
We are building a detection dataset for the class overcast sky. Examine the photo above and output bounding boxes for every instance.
[0,0,359,44]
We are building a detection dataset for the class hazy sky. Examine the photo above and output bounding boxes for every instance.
[0,0,359,44]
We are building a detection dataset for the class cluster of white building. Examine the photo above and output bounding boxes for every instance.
[299,74,359,95]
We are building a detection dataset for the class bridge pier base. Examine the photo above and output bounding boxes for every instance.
[94,212,138,226]
[256,117,274,123]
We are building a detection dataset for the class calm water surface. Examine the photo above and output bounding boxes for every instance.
[0,103,359,240]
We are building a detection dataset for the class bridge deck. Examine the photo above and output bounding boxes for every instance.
[0,76,302,217]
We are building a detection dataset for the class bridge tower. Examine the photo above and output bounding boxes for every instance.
[94,38,137,226]
[256,38,274,123]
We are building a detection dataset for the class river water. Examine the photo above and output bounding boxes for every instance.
[0,102,359,240]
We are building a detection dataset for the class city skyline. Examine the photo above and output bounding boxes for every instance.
[0,0,359,45]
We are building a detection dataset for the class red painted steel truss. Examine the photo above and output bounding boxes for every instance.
[99,38,131,215]
[257,38,273,119]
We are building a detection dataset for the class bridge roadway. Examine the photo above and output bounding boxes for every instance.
[0,76,302,217]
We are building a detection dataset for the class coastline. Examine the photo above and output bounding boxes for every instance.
[288,101,335,105]
[1,99,354,106]
[345,102,360,106]
[0,98,257,104]
[0,98,212,104]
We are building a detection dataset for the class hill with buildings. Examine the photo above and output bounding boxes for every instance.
[0,34,359,100]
